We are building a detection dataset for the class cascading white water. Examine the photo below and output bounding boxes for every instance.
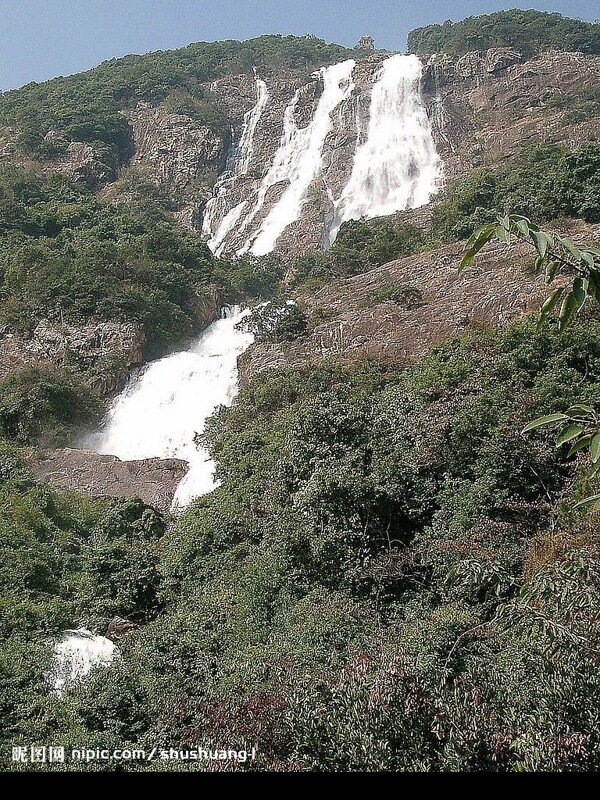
[87,308,253,508]
[47,629,117,694]
[237,59,356,256]
[203,54,442,256]
[203,75,269,256]
[237,75,269,175]
[329,54,443,241]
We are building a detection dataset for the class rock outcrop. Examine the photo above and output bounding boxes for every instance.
[239,220,600,384]
[121,103,226,229]
[423,49,600,180]
[0,319,145,396]
[28,448,187,514]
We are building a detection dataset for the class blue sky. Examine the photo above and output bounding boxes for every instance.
[0,0,597,91]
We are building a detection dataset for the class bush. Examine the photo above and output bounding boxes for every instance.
[408,10,600,57]
[0,367,101,445]
[240,301,308,343]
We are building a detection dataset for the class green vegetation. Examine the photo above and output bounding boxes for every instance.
[0,367,101,445]
[0,35,353,168]
[358,282,424,310]
[292,218,426,289]
[430,144,600,241]
[407,10,600,57]
[240,301,308,343]
[3,314,600,770]
[0,165,214,346]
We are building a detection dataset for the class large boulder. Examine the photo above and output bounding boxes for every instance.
[28,448,188,514]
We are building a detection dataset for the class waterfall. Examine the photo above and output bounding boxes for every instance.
[204,54,442,256]
[87,308,253,508]
[329,54,443,241]
[237,75,269,174]
[203,75,269,256]
[237,59,356,256]
[47,629,117,694]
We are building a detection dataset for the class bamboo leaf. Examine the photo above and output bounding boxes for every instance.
[567,435,592,457]
[515,218,530,237]
[531,230,553,258]
[545,261,561,283]
[495,224,510,243]
[539,286,564,318]
[459,224,496,271]
[590,432,600,463]
[560,237,583,261]
[573,493,600,511]
[572,277,587,309]
[558,291,578,333]
[566,404,594,416]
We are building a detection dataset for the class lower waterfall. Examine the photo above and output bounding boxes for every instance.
[87,308,253,508]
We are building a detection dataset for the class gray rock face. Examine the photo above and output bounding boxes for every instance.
[239,219,600,385]
[123,103,225,229]
[0,319,145,396]
[28,448,188,514]
[423,49,600,181]
[40,134,114,190]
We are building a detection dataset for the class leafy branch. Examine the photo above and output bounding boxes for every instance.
[460,213,600,332]
[460,213,600,512]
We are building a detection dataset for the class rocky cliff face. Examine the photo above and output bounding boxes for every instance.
[0,319,145,396]
[240,220,600,384]
[423,48,600,180]
[120,103,225,229]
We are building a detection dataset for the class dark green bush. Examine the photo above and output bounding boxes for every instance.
[408,10,600,57]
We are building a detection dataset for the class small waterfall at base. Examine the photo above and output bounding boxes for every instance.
[47,629,117,694]
[329,53,443,241]
[87,307,253,509]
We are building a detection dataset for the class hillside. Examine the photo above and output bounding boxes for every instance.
[2,10,600,773]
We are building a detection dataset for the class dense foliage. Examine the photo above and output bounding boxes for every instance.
[3,315,600,770]
[0,367,101,446]
[292,218,426,289]
[407,10,600,57]
[430,143,600,241]
[0,35,353,168]
[0,165,214,344]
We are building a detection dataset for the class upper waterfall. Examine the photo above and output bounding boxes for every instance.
[202,74,269,256]
[238,59,356,256]
[202,54,443,257]
[329,53,443,240]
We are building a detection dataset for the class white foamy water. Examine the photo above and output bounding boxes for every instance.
[88,308,253,508]
[203,75,269,256]
[329,54,443,240]
[47,629,117,694]
[238,59,356,256]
